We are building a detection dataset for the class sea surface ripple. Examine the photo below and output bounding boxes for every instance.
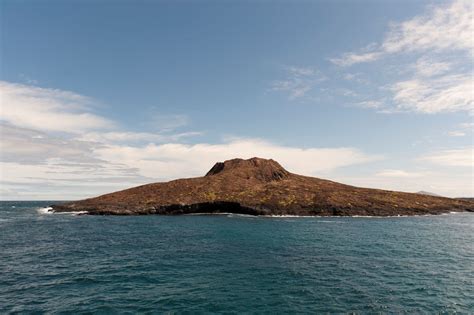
[1,201,473,313]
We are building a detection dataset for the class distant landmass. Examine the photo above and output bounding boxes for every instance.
[51,157,474,216]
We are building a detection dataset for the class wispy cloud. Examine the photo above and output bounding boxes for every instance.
[18,73,39,85]
[270,66,326,100]
[337,146,473,197]
[329,0,473,115]
[78,131,202,144]
[448,131,466,137]
[335,170,473,197]
[343,73,369,84]
[1,132,382,199]
[0,123,103,165]
[330,51,381,67]
[355,100,383,109]
[459,122,474,129]
[0,122,148,199]
[148,113,189,131]
[381,0,473,55]
[375,169,425,178]
[286,66,316,76]
[448,122,473,137]
[1,81,382,199]
[419,147,473,167]
[0,80,201,142]
[413,57,451,77]
[331,0,473,66]
[95,138,383,181]
[390,74,473,114]
[0,81,115,133]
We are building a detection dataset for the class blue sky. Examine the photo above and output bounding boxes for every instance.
[1,0,472,199]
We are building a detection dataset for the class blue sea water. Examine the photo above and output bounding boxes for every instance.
[1,201,473,313]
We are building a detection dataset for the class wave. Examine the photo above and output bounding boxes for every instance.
[37,207,53,215]
[37,207,88,216]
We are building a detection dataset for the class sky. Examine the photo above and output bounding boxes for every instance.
[0,0,472,200]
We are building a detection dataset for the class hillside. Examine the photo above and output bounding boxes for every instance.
[51,157,474,216]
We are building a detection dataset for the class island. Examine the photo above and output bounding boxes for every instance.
[51,157,474,216]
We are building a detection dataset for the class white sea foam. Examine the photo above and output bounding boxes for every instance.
[350,215,394,218]
[70,211,89,216]
[268,214,455,219]
[37,206,89,216]
[184,212,256,217]
[37,207,53,214]
[52,210,89,216]
[185,212,232,216]
[184,211,467,219]
[264,215,321,218]
[226,213,256,218]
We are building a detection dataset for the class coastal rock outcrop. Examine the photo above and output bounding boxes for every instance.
[51,157,474,216]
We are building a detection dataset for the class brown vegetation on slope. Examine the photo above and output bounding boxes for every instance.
[51,157,474,216]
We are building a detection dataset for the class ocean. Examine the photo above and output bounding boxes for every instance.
[1,201,473,313]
